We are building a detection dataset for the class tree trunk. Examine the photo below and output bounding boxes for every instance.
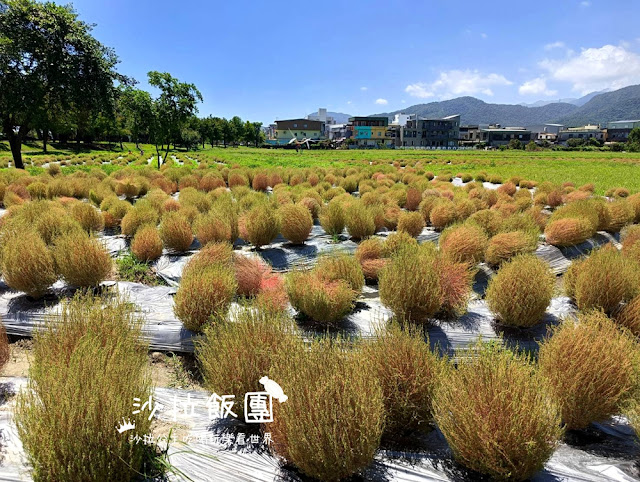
[43,129,48,153]
[9,134,24,169]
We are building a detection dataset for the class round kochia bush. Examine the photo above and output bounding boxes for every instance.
[486,254,554,327]
[279,203,312,244]
[345,202,375,240]
[571,246,639,314]
[54,232,112,288]
[379,245,442,323]
[397,211,425,237]
[433,343,562,481]
[241,203,280,248]
[439,223,488,264]
[173,264,237,332]
[319,200,345,236]
[315,253,364,293]
[360,323,442,439]
[131,225,163,262]
[286,270,356,324]
[1,229,57,298]
[544,218,595,247]
[269,338,384,481]
[484,231,535,266]
[159,211,193,252]
[538,311,639,430]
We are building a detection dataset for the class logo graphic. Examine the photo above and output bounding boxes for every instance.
[116,418,136,433]
[259,376,288,403]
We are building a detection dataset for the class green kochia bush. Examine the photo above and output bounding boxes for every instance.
[486,254,555,327]
[15,293,153,481]
[434,342,562,481]
[269,338,384,481]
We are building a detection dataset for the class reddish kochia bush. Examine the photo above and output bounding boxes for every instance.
[486,254,555,327]
[539,311,639,430]
[279,203,313,244]
[234,254,269,297]
[484,231,535,266]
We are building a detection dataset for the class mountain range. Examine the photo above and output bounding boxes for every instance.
[373,84,640,127]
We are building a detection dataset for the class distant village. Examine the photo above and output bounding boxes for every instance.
[264,108,639,150]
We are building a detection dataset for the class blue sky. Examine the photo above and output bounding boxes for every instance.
[70,0,640,124]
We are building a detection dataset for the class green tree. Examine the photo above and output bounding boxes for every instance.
[147,71,202,168]
[508,138,523,150]
[628,127,640,152]
[525,141,537,151]
[220,118,233,147]
[229,116,244,146]
[0,0,122,168]
[120,87,153,151]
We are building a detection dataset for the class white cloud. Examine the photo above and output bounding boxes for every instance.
[360,86,368,91]
[401,100,406,103]
[375,98,388,105]
[540,44,640,94]
[347,100,352,105]
[545,41,565,50]
[405,69,513,99]
[481,33,487,39]
[518,77,558,96]
[580,1,591,6]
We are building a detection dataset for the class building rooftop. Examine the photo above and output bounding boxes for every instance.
[608,120,640,124]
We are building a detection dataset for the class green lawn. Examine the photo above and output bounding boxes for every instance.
[2,143,640,194]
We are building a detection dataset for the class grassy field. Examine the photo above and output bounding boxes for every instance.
[2,142,640,194]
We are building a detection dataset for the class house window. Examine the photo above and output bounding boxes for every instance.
[293,123,297,128]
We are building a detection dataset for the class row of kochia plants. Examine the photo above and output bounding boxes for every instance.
[0,162,640,479]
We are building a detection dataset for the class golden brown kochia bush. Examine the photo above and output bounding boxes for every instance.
[544,218,595,247]
[434,343,562,481]
[604,200,635,233]
[194,212,233,245]
[355,238,385,281]
[484,231,535,266]
[234,254,268,297]
[286,270,356,323]
[486,254,554,327]
[1,229,57,298]
[345,202,375,240]
[538,311,638,430]
[319,200,345,236]
[571,247,639,314]
[241,203,280,249]
[397,211,425,237]
[15,293,152,481]
[316,253,365,293]
[269,338,384,482]
[615,294,640,336]
[467,208,503,237]
[174,264,237,332]
[197,309,301,417]
[131,224,163,262]
[279,203,313,244]
[53,232,112,288]
[182,242,234,279]
[379,246,442,323]
[159,211,193,252]
[361,323,441,440]
[70,202,104,233]
[429,199,457,229]
[439,223,488,264]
